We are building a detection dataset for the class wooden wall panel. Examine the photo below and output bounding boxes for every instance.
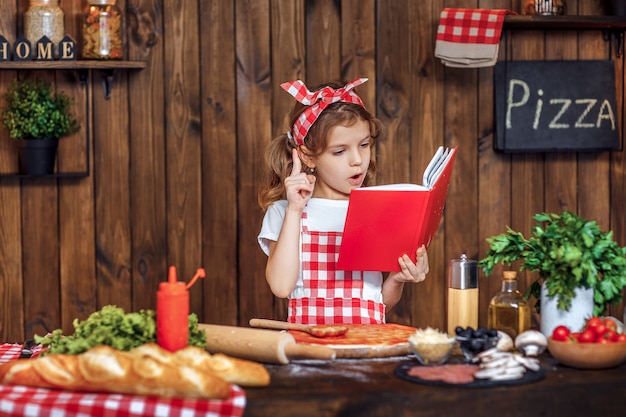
[0,0,625,342]
[579,0,626,318]
[235,0,273,325]
[56,1,96,333]
[271,0,305,139]
[439,0,480,329]
[127,0,167,313]
[269,0,305,320]
[90,63,131,314]
[403,0,447,329]
[543,8,578,216]
[201,0,238,325]
[163,0,204,315]
[0,0,24,342]
[507,28,545,307]
[0,179,23,341]
[305,0,340,85]
[476,0,513,328]
[340,0,376,109]
[376,0,413,324]
[94,67,132,310]
[22,179,61,335]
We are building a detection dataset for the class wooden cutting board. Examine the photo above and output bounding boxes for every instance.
[288,323,417,359]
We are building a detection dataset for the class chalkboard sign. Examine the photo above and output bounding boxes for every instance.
[494,60,621,152]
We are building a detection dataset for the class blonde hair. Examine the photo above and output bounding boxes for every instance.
[258,81,382,210]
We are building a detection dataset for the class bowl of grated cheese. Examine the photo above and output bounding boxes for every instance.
[408,327,456,366]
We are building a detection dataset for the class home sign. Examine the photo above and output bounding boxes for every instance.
[0,34,77,61]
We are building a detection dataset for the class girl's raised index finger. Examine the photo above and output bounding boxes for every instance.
[291,148,302,176]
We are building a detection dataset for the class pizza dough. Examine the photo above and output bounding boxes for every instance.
[289,323,417,359]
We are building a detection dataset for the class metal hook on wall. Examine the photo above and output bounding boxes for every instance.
[100,69,115,100]
[603,29,624,58]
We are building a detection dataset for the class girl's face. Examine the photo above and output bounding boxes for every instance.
[307,119,371,200]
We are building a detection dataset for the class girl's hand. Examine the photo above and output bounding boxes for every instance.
[389,245,429,284]
[382,245,429,310]
[284,148,316,211]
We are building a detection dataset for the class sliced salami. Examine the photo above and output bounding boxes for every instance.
[407,364,478,385]
[396,361,546,388]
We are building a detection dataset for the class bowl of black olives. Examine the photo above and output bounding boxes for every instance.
[454,326,500,363]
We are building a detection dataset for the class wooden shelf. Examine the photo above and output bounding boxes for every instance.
[504,15,626,30]
[0,60,147,178]
[0,60,147,70]
[0,172,88,179]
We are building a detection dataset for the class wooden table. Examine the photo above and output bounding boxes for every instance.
[243,354,626,417]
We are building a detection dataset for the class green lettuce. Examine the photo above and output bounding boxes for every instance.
[34,305,206,355]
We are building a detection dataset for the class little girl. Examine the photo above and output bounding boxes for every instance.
[257,78,429,325]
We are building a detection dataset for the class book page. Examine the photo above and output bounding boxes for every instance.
[356,146,455,192]
[357,183,429,191]
[422,146,444,187]
[424,147,455,188]
[427,148,451,186]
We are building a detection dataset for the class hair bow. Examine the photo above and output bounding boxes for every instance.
[280,78,368,145]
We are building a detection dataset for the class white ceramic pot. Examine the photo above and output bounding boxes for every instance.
[540,285,594,337]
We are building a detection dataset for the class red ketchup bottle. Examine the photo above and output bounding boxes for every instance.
[156,266,205,352]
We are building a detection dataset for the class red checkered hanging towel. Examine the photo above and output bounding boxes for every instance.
[434,8,515,68]
[280,78,367,146]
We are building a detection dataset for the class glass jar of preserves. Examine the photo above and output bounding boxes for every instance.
[24,0,65,58]
[523,0,566,15]
[82,0,124,60]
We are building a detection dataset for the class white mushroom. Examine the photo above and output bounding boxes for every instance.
[496,331,514,351]
[515,330,547,357]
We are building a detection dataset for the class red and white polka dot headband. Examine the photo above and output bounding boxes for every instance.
[280,78,368,146]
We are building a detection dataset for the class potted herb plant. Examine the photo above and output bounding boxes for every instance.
[479,211,626,336]
[1,78,80,175]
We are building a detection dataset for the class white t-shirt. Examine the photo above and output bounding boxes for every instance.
[258,198,383,302]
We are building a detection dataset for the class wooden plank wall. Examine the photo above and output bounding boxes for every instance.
[0,0,624,342]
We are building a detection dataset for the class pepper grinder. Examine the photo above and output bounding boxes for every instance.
[447,254,478,335]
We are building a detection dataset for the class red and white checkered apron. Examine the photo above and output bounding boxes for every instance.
[288,212,385,325]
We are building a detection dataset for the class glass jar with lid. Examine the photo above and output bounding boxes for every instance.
[82,0,124,59]
[24,0,65,58]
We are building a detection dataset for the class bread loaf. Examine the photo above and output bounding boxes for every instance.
[0,343,270,399]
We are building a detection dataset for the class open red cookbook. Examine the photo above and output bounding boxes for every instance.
[337,146,457,272]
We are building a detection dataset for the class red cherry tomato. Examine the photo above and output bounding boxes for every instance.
[594,323,608,338]
[551,325,571,342]
[604,319,618,333]
[616,334,626,343]
[602,330,617,342]
[578,329,596,343]
[585,317,603,333]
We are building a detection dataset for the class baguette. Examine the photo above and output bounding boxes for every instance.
[173,346,271,387]
[0,343,270,399]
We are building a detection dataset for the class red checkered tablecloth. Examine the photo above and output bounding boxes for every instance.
[0,344,246,417]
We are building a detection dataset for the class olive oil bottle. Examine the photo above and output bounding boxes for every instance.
[487,271,531,339]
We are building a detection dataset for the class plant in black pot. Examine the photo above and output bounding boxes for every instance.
[479,211,626,336]
[1,78,80,175]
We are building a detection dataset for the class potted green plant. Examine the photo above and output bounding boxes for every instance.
[479,211,626,335]
[1,78,80,175]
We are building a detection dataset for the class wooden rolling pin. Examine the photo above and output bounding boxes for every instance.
[198,323,337,364]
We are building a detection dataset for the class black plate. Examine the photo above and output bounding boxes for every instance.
[394,361,546,388]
